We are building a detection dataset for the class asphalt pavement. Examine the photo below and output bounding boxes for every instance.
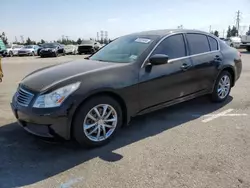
[0,52,250,188]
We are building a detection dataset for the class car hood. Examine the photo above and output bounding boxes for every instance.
[21,59,123,92]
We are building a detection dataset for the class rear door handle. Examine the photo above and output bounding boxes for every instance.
[180,63,192,71]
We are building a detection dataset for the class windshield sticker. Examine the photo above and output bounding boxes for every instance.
[135,38,151,44]
[129,55,138,60]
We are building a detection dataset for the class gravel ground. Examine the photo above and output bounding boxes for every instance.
[0,51,250,188]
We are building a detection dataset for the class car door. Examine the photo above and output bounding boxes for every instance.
[185,33,222,92]
[138,34,198,110]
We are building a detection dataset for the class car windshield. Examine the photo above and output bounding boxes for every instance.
[90,35,154,63]
[13,46,21,49]
[81,40,95,45]
[42,43,57,48]
[23,45,33,49]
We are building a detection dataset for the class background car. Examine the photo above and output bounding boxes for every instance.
[39,43,65,57]
[18,45,40,56]
[241,34,250,51]
[78,40,101,54]
[219,38,232,46]
[64,44,78,55]
[229,36,241,48]
[0,38,7,57]
[0,56,3,82]
[6,44,24,57]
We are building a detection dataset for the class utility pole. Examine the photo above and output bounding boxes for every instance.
[97,32,99,41]
[15,36,18,43]
[209,25,212,33]
[100,30,104,44]
[105,31,108,42]
[236,10,241,36]
[222,30,225,38]
[20,35,24,44]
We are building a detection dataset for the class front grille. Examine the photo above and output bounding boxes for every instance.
[16,87,34,107]
[78,46,93,51]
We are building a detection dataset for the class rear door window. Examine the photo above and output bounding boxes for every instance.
[152,34,186,59]
[208,36,218,51]
[186,34,210,55]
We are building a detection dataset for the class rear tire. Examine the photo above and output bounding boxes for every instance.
[72,96,123,148]
[211,71,232,103]
[9,51,13,57]
[54,52,58,57]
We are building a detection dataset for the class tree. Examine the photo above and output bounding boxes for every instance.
[231,26,238,37]
[213,30,219,37]
[246,26,250,35]
[26,37,32,45]
[227,26,231,38]
[41,39,45,44]
[76,38,82,44]
[0,32,8,45]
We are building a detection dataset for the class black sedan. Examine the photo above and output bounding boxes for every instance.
[11,29,242,148]
[39,43,65,57]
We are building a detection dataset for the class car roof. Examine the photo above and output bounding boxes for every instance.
[128,29,212,37]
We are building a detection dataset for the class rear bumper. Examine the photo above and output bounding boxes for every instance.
[11,102,71,140]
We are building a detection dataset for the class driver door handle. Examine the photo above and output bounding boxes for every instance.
[180,63,192,71]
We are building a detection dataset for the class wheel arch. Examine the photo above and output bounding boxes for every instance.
[214,66,236,89]
[69,90,128,139]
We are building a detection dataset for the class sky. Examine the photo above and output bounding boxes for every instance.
[2,0,250,43]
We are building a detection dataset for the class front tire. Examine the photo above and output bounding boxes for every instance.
[211,71,232,102]
[73,96,123,148]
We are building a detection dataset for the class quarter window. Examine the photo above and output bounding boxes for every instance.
[186,34,210,55]
[152,34,186,59]
[208,36,218,51]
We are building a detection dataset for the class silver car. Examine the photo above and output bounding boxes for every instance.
[6,44,24,56]
[18,45,40,56]
[64,45,78,55]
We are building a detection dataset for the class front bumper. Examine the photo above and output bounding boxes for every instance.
[0,50,7,56]
[11,101,71,140]
[18,51,32,56]
[40,51,56,57]
[78,46,94,54]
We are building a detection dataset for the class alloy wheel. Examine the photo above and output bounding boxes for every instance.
[217,75,230,99]
[83,104,118,142]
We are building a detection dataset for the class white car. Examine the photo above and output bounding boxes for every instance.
[64,45,78,55]
[6,44,24,57]
[229,37,241,48]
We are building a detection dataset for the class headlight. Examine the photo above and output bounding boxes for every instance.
[51,48,56,52]
[33,82,81,108]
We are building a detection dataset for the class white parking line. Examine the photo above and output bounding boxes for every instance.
[202,109,234,123]
[192,109,248,123]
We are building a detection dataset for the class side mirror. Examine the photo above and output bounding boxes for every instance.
[149,54,169,65]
